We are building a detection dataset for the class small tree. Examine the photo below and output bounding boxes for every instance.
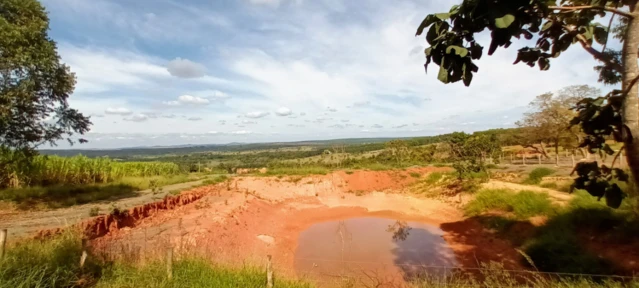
[416,0,639,207]
[517,85,600,165]
[385,140,410,165]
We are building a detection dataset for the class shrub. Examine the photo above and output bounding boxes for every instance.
[465,189,556,219]
[523,167,555,185]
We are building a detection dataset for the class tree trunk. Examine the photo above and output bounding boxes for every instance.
[539,142,550,159]
[623,4,639,191]
[554,138,560,166]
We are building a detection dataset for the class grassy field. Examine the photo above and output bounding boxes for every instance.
[0,174,205,209]
[0,232,311,288]
[465,188,639,275]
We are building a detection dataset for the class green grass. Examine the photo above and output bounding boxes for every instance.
[263,166,330,176]
[0,232,102,288]
[0,174,199,209]
[200,175,229,186]
[97,259,311,288]
[522,167,556,185]
[464,189,556,219]
[467,188,639,276]
[0,233,311,288]
[409,172,421,178]
[424,172,444,185]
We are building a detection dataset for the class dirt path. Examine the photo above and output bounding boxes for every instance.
[0,178,215,241]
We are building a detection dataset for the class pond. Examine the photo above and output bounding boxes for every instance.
[294,217,458,285]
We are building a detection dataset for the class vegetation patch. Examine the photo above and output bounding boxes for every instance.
[465,189,556,219]
[0,232,311,288]
[522,167,555,185]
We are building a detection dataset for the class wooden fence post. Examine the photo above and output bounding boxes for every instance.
[0,229,7,260]
[80,238,88,268]
[266,255,274,288]
[166,247,173,280]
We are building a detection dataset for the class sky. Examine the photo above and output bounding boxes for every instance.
[40,0,615,149]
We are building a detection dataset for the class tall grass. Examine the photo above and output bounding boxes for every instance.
[464,189,556,219]
[0,174,196,209]
[0,233,311,288]
[522,167,555,185]
[1,150,182,188]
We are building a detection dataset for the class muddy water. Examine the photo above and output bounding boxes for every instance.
[294,217,458,286]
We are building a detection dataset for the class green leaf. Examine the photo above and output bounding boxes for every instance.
[435,13,451,20]
[445,45,469,57]
[495,14,516,29]
[424,47,432,56]
[416,15,438,36]
[541,21,553,31]
[438,58,449,83]
[593,25,609,45]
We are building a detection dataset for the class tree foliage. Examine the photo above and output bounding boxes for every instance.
[516,85,600,161]
[417,0,639,207]
[416,0,629,86]
[0,0,91,153]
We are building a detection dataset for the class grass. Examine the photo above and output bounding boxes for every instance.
[0,174,200,209]
[425,172,444,185]
[0,232,102,288]
[522,167,556,185]
[0,232,311,288]
[97,259,311,288]
[200,175,229,186]
[464,189,556,219]
[409,172,421,178]
[263,166,330,176]
[466,188,639,276]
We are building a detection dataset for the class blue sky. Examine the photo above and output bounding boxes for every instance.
[41,0,612,148]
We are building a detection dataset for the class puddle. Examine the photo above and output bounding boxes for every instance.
[294,217,457,285]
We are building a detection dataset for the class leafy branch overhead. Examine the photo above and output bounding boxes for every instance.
[415,0,632,86]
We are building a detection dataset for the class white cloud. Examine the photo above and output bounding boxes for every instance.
[105,107,133,115]
[125,114,149,122]
[275,107,293,116]
[188,117,203,121]
[163,100,180,106]
[178,95,210,105]
[166,57,206,78]
[371,124,383,129]
[245,111,270,118]
[231,130,252,135]
[208,131,219,134]
[162,114,177,118]
[242,120,257,124]
[393,124,408,128]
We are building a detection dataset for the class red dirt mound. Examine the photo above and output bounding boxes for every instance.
[339,167,450,192]
[35,188,214,240]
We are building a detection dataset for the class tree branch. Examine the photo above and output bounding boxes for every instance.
[611,145,625,169]
[564,25,624,72]
[549,5,635,18]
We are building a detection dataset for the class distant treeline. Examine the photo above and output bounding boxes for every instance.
[35,128,527,172]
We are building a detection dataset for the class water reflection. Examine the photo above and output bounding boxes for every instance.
[294,217,457,286]
[386,220,412,242]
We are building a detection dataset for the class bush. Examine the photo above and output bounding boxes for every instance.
[523,167,555,185]
[425,172,444,185]
[465,189,556,219]
[0,232,102,287]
